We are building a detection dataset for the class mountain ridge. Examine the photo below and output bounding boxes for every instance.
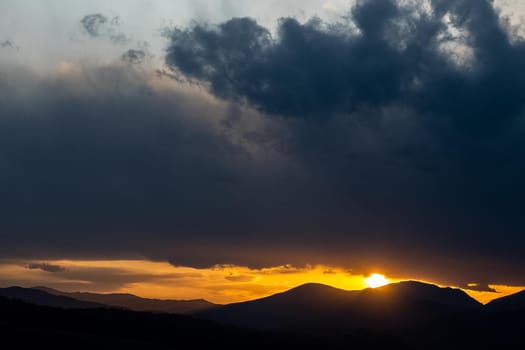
[486,289,525,312]
[199,280,486,330]
[31,286,217,314]
[0,286,106,309]
[3,281,524,323]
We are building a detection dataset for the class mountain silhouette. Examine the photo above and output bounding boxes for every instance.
[0,287,104,309]
[33,286,216,314]
[486,289,525,312]
[1,283,524,349]
[0,296,406,350]
[361,281,482,308]
[199,281,482,330]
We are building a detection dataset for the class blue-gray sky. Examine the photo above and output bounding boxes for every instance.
[0,0,353,69]
[1,0,525,290]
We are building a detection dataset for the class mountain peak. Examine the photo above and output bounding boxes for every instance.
[368,280,482,309]
[363,281,482,309]
[283,282,348,295]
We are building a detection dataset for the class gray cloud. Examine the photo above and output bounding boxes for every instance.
[27,262,66,273]
[81,13,129,44]
[165,0,525,123]
[0,40,19,51]
[0,63,296,265]
[121,49,146,64]
[110,33,129,44]
[14,262,207,292]
[81,14,108,37]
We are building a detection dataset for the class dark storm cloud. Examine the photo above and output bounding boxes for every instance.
[27,262,66,273]
[165,0,525,123]
[1,0,525,289]
[162,0,525,284]
[0,63,299,265]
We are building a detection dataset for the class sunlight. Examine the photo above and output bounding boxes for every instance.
[365,273,389,288]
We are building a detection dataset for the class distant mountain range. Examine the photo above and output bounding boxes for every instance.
[1,281,524,349]
[0,296,405,350]
[32,286,216,314]
[0,286,106,309]
[1,281,523,320]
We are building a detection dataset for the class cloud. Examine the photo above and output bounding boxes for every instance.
[159,0,525,286]
[0,62,293,266]
[165,0,525,123]
[463,283,497,293]
[81,13,129,44]
[225,275,255,282]
[122,41,155,66]
[81,14,108,37]
[0,40,19,51]
[27,262,66,273]
[121,49,147,65]
[1,0,525,289]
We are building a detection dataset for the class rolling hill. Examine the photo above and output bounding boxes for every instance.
[0,286,105,309]
[34,286,216,314]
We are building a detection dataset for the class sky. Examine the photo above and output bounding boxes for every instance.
[1,0,525,304]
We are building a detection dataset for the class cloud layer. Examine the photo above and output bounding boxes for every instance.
[1,0,524,288]
[163,0,525,284]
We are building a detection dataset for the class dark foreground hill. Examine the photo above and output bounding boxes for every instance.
[34,286,216,314]
[0,297,406,350]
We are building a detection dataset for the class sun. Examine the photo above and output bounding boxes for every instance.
[365,273,389,288]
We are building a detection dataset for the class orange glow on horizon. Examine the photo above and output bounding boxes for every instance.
[462,285,525,305]
[0,259,523,305]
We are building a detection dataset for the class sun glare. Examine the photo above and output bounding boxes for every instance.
[366,273,389,288]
